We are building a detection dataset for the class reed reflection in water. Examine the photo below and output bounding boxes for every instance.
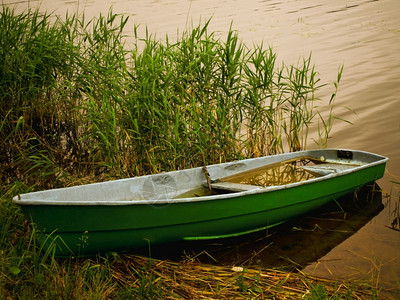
[222,159,320,187]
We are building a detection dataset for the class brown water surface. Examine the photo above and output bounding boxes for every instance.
[4,0,400,294]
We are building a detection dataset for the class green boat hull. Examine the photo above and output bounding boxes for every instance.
[13,149,387,256]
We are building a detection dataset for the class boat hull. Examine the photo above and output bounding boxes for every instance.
[16,151,387,256]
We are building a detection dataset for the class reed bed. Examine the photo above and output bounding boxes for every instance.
[0,7,342,193]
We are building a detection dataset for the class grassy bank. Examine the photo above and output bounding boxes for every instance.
[1,249,381,299]
[0,6,382,299]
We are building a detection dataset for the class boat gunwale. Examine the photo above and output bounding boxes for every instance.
[12,149,388,206]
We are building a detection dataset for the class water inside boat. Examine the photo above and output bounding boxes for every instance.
[220,158,319,187]
[174,158,360,198]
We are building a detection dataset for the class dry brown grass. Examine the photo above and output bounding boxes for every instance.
[109,254,376,299]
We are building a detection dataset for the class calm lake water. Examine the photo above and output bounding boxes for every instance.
[5,0,400,294]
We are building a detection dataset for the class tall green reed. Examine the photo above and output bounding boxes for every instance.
[0,6,81,189]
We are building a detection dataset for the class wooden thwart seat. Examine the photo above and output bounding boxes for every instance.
[209,181,262,192]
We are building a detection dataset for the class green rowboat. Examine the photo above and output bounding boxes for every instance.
[12,149,387,256]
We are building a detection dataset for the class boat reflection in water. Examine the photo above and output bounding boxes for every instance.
[150,183,384,270]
